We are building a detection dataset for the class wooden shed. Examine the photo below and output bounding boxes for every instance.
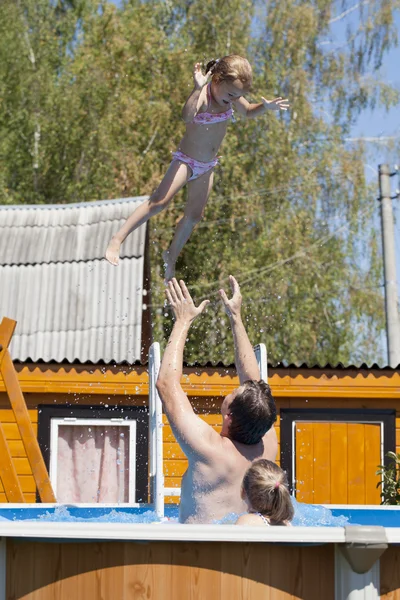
[0,359,399,505]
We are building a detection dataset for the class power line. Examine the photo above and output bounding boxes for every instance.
[164,172,371,225]
[149,201,376,309]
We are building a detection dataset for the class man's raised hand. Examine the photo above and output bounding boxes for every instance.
[219,275,242,319]
[166,278,210,324]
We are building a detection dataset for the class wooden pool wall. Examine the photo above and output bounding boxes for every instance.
[3,538,400,599]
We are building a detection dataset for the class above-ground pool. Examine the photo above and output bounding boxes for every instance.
[1,503,400,599]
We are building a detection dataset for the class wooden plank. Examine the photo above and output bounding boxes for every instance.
[0,423,24,502]
[1,350,56,502]
[295,422,314,502]
[313,422,331,504]
[164,460,188,477]
[24,493,36,502]
[0,318,16,367]
[2,422,38,439]
[164,442,186,460]
[164,476,182,487]
[0,491,35,503]
[381,546,400,598]
[348,423,366,504]
[172,542,222,600]
[0,475,36,494]
[330,423,348,504]
[6,540,335,600]
[7,440,27,457]
[165,496,180,505]
[12,457,33,476]
[165,475,182,504]
[0,409,38,423]
[365,423,382,505]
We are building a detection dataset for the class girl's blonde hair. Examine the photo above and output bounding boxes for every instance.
[242,459,294,525]
[205,55,252,89]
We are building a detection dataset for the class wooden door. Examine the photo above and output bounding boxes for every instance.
[295,421,382,504]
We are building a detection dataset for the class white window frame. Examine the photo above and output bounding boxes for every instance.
[49,417,138,506]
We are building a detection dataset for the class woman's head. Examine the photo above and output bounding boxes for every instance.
[242,459,294,525]
[206,55,252,106]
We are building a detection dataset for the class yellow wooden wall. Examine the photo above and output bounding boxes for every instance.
[0,408,37,502]
[0,374,400,504]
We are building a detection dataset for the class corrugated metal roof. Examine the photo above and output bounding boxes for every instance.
[0,198,148,363]
[0,197,148,265]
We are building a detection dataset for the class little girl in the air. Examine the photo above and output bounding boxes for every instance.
[105,55,289,280]
[236,459,294,526]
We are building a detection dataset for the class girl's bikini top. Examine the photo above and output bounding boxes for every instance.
[192,83,234,125]
[256,513,270,526]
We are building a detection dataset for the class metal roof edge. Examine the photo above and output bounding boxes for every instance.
[0,196,149,211]
[11,358,400,371]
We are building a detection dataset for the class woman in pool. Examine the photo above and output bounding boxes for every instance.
[236,459,294,526]
[105,55,289,280]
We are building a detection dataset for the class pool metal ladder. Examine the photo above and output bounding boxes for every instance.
[148,341,268,519]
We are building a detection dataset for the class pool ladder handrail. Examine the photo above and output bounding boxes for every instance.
[148,342,268,518]
[148,342,164,518]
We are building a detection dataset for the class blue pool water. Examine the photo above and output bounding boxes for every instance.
[0,501,399,527]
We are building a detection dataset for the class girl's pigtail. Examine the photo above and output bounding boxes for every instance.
[205,59,219,74]
[269,481,295,525]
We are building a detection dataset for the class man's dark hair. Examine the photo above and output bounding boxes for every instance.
[228,380,277,445]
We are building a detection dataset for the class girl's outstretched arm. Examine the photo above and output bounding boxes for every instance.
[234,96,289,119]
[181,62,209,122]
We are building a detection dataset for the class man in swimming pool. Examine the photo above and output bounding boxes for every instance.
[156,276,278,524]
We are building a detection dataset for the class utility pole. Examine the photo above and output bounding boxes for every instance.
[379,164,400,367]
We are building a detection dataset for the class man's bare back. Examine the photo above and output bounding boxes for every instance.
[157,276,278,524]
[180,429,277,523]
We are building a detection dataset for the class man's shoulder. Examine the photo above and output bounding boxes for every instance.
[188,434,236,465]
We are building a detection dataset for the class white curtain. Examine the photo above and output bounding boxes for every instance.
[56,425,130,503]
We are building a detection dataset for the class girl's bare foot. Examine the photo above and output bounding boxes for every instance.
[162,250,176,283]
[105,238,121,266]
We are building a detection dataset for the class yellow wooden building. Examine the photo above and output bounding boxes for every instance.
[0,359,399,505]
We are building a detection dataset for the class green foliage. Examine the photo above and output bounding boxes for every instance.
[376,452,400,505]
[0,0,398,364]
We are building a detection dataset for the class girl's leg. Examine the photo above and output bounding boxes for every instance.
[163,168,214,281]
[105,161,191,265]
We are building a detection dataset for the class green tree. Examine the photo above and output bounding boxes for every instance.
[149,0,398,365]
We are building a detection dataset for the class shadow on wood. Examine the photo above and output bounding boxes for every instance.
[7,539,334,600]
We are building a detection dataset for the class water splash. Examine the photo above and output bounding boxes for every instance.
[3,501,355,527]
[37,506,162,524]
[291,499,353,527]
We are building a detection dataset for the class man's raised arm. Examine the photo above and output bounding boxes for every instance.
[157,279,209,406]
[156,279,217,460]
[219,275,260,384]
